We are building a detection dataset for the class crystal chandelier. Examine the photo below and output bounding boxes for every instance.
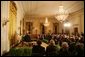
[44,17,49,26]
[55,5,69,22]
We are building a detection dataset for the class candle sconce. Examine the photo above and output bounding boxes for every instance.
[1,18,9,27]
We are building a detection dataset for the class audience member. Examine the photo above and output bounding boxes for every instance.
[32,40,45,56]
[46,39,58,56]
[59,42,70,56]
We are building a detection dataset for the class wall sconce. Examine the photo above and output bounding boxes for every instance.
[1,18,9,27]
[64,22,71,28]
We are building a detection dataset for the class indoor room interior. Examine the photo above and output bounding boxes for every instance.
[1,1,84,56]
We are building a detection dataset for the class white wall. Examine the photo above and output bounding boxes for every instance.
[1,1,24,55]
[68,9,84,34]
[1,1,10,55]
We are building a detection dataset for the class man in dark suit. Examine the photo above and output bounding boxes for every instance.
[32,40,45,56]
[23,33,31,42]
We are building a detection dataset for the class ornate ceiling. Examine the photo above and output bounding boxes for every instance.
[15,1,84,17]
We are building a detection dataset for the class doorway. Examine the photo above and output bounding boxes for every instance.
[74,27,78,35]
[53,23,58,34]
[40,23,45,34]
[26,22,33,34]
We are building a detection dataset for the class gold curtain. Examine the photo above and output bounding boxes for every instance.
[9,1,17,47]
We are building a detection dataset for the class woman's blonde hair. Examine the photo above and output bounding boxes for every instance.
[49,39,55,46]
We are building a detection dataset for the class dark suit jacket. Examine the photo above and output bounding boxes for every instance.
[23,34,31,42]
[46,45,57,56]
[32,45,45,56]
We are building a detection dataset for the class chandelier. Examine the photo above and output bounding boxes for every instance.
[44,17,49,26]
[55,5,69,22]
